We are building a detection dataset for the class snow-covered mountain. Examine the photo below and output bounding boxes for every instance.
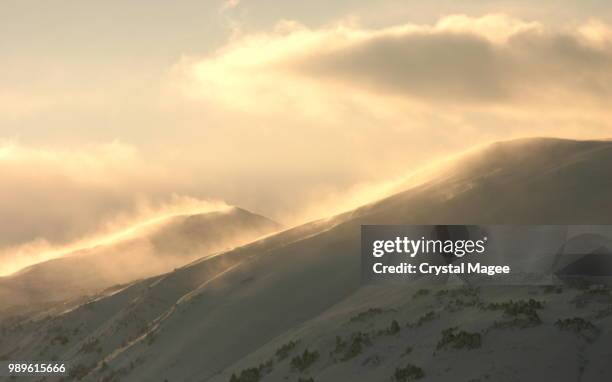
[0,207,281,311]
[2,138,612,382]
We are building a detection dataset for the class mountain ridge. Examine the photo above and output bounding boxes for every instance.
[2,137,612,381]
[0,207,281,310]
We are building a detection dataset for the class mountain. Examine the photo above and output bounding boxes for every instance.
[2,138,612,381]
[0,207,281,311]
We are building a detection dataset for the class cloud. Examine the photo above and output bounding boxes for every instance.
[178,14,612,112]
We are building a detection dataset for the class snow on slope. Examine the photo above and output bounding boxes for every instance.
[214,282,612,382]
[2,137,612,382]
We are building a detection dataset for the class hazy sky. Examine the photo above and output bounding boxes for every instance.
[2,1,612,274]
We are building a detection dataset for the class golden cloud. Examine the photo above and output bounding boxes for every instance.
[176,14,612,115]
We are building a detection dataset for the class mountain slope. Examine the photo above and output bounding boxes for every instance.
[0,207,281,311]
[2,137,612,381]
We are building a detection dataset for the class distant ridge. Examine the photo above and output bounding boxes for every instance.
[0,207,281,309]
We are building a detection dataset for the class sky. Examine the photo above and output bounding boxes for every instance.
[1,0,612,274]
